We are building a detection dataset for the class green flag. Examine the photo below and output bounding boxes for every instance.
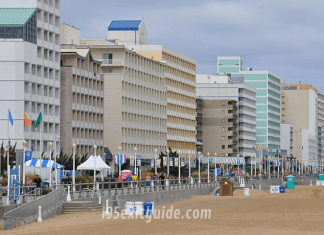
[35,112,42,128]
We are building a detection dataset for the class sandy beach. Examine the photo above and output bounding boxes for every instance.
[3,185,324,235]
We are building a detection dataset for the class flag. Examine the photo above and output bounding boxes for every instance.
[252,145,256,150]
[8,109,13,126]
[24,112,31,126]
[301,145,304,150]
[265,148,269,151]
[298,146,300,150]
[35,112,42,128]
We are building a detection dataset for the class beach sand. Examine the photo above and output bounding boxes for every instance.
[3,185,324,235]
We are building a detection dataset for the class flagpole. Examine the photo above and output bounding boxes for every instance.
[260,146,263,174]
[40,110,42,159]
[7,108,10,205]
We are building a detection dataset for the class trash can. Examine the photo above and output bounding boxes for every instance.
[287,175,295,189]
[318,174,324,181]
[135,202,144,215]
[279,185,285,193]
[125,202,135,215]
[144,200,155,215]
[244,188,250,196]
[270,186,276,194]
[275,186,280,193]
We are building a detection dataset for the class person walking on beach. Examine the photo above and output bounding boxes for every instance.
[126,175,133,187]
[33,175,42,195]
[117,175,122,188]
[146,175,151,186]
[26,177,33,192]
[132,174,138,187]
[160,173,165,190]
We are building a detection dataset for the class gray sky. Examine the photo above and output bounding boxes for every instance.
[61,0,324,93]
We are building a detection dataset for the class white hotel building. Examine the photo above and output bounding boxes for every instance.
[196,74,257,158]
[0,0,61,157]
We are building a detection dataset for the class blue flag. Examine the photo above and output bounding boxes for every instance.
[25,151,33,162]
[8,109,13,126]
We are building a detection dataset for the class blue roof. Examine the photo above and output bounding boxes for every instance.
[108,20,142,31]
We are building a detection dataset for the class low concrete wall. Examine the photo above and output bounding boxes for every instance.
[102,187,215,210]
[0,205,18,219]
[0,205,18,230]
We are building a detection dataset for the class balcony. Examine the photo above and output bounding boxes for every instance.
[101,59,124,66]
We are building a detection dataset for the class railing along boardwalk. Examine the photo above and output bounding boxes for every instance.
[3,187,65,230]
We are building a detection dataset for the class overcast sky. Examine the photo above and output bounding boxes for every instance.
[61,0,324,93]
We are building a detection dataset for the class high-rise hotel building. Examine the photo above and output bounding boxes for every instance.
[0,0,61,157]
[217,56,281,157]
[61,23,167,160]
[106,20,197,158]
[60,47,104,156]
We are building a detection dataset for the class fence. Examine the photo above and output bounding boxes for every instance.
[60,177,218,200]
[0,186,44,206]
[3,187,65,230]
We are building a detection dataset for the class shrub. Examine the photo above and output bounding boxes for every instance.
[75,175,94,183]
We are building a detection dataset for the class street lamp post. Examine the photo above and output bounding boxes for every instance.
[166,149,170,175]
[250,155,253,176]
[118,146,122,176]
[189,153,191,178]
[207,152,210,183]
[178,155,181,184]
[237,154,240,174]
[198,152,201,183]
[22,140,27,186]
[214,153,217,182]
[93,145,97,190]
[253,156,256,177]
[54,150,57,189]
[154,149,158,174]
[48,141,53,189]
[72,143,76,192]
[225,154,228,173]
[134,147,137,176]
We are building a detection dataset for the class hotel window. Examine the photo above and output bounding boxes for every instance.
[222,101,225,106]
[222,118,225,123]
[102,68,113,74]
[222,145,225,149]
[221,136,225,141]
[222,110,225,115]
[222,127,225,132]
[102,53,113,64]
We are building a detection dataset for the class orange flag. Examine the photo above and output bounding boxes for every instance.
[24,112,31,126]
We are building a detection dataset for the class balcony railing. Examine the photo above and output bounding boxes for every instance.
[101,59,124,66]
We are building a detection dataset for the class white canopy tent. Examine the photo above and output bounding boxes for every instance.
[77,155,111,180]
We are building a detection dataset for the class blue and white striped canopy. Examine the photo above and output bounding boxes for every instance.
[199,157,245,165]
[25,159,65,169]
